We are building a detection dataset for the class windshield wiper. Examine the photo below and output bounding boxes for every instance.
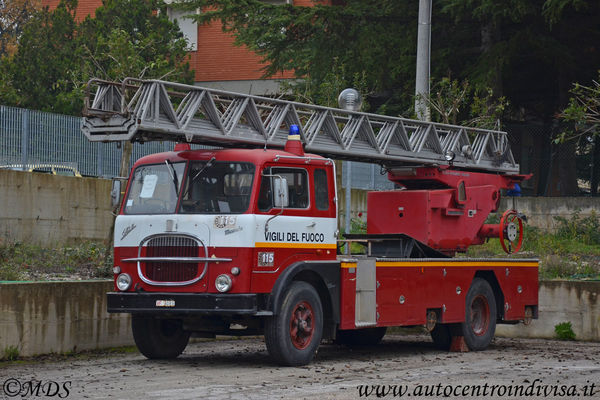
[165,160,179,193]
[182,157,216,199]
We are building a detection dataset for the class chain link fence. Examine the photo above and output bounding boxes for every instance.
[506,121,595,196]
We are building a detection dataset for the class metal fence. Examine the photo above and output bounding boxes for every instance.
[341,161,393,190]
[0,105,190,178]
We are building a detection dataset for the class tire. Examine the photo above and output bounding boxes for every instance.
[336,327,387,346]
[460,278,497,351]
[430,323,452,350]
[131,316,190,359]
[265,281,323,366]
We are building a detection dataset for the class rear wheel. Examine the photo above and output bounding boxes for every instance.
[461,278,497,350]
[336,327,387,346]
[132,316,190,359]
[265,281,323,366]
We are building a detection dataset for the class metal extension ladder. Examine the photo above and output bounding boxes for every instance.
[82,78,519,174]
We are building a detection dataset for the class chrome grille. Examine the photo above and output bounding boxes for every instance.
[144,235,202,282]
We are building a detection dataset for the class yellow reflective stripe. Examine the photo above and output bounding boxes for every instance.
[254,242,337,249]
[376,261,539,268]
[340,261,538,268]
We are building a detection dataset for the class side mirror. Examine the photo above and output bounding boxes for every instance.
[273,177,289,208]
[110,179,122,208]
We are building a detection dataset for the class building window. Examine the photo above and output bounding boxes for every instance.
[164,1,199,51]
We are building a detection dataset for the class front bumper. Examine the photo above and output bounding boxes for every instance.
[107,292,265,315]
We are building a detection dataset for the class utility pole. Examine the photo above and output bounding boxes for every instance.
[415,0,432,121]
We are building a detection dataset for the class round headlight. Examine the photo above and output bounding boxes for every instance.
[116,273,132,291]
[338,88,363,111]
[215,274,233,293]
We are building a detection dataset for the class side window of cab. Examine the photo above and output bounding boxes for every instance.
[314,168,329,211]
[258,167,309,211]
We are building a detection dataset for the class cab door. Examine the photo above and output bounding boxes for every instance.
[250,163,338,292]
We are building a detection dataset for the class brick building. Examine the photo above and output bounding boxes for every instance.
[42,0,325,94]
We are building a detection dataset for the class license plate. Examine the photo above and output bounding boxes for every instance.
[155,299,175,307]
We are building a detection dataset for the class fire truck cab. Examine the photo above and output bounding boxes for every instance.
[109,143,345,365]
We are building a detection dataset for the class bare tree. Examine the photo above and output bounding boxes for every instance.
[0,0,41,57]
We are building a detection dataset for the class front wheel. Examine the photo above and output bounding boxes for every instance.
[264,281,323,366]
[460,278,497,351]
[131,316,190,359]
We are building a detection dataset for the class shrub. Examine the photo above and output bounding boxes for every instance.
[554,210,600,245]
[2,345,19,361]
[554,322,576,340]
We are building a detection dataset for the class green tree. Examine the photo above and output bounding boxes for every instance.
[79,0,193,83]
[188,0,419,113]
[0,0,193,115]
[0,0,79,113]
[439,0,599,195]
[188,0,600,195]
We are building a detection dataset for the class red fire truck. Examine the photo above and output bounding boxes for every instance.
[83,79,538,366]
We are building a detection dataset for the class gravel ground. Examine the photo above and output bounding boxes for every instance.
[1,334,599,399]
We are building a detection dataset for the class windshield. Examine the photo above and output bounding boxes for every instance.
[124,162,185,214]
[179,161,255,214]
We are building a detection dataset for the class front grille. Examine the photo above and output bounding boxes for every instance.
[144,235,202,282]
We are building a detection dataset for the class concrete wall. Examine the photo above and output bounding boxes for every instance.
[1,168,599,247]
[0,281,132,357]
[0,280,597,358]
[499,196,599,230]
[342,191,599,232]
[0,170,113,245]
[497,280,600,341]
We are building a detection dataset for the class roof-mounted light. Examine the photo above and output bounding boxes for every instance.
[284,124,305,156]
[338,88,362,112]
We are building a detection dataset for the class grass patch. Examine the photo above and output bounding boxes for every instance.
[340,217,369,254]
[2,345,19,361]
[555,322,576,340]
[466,211,600,280]
[0,241,112,281]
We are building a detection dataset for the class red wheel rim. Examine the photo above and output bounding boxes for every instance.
[289,301,315,350]
[470,295,490,336]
